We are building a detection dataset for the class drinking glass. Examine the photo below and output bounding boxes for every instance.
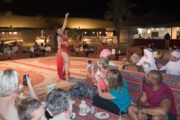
[118,110,123,120]
[90,105,96,114]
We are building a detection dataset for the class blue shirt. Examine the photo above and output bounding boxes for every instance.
[109,80,132,113]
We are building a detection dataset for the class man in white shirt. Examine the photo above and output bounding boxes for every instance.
[11,45,18,55]
[3,45,11,57]
[39,43,45,52]
[159,50,180,76]
[29,46,34,52]
[45,44,51,52]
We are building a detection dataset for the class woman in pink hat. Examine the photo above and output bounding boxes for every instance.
[100,49,116,66]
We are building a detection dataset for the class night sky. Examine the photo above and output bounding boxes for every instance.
[0,0,180,19]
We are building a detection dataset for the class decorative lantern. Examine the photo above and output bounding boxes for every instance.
[79,100,89,116]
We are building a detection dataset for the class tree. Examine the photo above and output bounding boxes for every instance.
[105,0,136,48]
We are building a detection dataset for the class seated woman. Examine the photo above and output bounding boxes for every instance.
[92,69,132,115]
[69,57,109,99]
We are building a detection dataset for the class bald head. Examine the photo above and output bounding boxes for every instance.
[146,70,162,86]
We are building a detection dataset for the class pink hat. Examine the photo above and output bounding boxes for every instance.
[100,49,112,57]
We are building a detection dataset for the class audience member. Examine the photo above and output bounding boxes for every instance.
[74,43,80,53]
[0,69,38,120]
[29,46,34,53]
[159,50,180,76]
[93,69,132,115]
[3,45,11,57]
[70,57,109,99]
[165,46,176,59]
[44,44,51,52]
[100,49,115,66]
[127,70,177,120]
[122,53,143,72]
[136,48,158,74]
[16,98,47,120]
[11,42,18,55]
[46,89,72,120]
[33,42,39,52]
[39,43,45,52]
[82,41,88,51]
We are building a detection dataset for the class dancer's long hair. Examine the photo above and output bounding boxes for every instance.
[53,26,61,47]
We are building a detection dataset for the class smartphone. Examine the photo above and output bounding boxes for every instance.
[23,75,29,86]
[88,60,92,69]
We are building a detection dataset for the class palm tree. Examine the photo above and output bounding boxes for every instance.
[105,0,136,48]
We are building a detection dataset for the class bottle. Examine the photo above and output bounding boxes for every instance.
[117,110,123,120]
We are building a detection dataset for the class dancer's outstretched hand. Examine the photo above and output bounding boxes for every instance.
[65,12,69,17]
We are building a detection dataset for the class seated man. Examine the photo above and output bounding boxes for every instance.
[44,44,51,52]
[3,45,11,58]
[39,43,45,52]
[33,42,39,52]
[159,50,180,76]
[16,98,47,120]
[46,89,72,120]
[122,53,143,72]
[127,70,177,120]
[11,42,18,55]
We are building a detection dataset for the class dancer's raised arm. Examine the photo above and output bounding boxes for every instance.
[61,12,69,33]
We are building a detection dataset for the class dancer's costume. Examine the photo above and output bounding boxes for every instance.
[57,37,70,79]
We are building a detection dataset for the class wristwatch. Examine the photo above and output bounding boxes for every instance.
[139,109,144,114]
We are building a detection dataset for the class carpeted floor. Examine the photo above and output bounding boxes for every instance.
[0,56,124,100]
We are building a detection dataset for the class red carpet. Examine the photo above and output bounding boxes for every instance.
[0,56,123,100]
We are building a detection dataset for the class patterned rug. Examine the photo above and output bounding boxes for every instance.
[0,56,124,100]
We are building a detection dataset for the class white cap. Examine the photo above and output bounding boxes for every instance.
[171,50,180,59]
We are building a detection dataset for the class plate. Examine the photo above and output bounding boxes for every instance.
[95,112,109,119]
[79,111,87,116]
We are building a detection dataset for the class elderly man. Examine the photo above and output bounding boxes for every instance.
[46,89,72,120]
[136,48,158,74]
[159,50,180,76]
[127,70,177,120]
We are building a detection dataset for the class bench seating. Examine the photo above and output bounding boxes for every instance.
[119,70,145,104]
[162,73,180,119]
[119,70,180,119]
[0,54,8,60]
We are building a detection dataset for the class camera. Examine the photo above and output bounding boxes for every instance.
[23,75,29,86]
